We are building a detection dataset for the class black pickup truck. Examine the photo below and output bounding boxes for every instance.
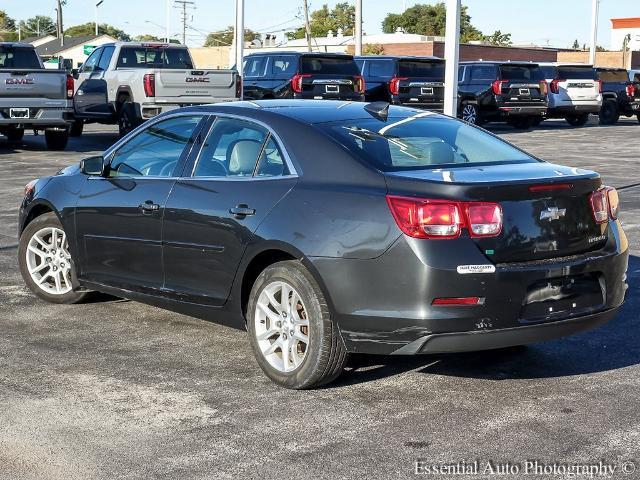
[457,61,548,128]
[595,67,640,124]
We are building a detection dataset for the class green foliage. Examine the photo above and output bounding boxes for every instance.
[484,30,512,46]
[65,22,131,41]
[363,43,385,55]
[0,10,17,41]
[134,34,162,42]
[204,27,257,47]
[286,2,355,40]
[18,16,56,37]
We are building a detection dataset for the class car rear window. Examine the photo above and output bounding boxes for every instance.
[0,47,41,69]
[596,70,630,82]
[557,66,597,80]
[398,61,444,79]
[300,56,359,75]
[500,65,544,81]
[318,115,535,172]
[116,47,193,69]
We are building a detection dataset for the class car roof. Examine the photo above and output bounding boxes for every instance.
[536,62,594,68]
[245,51,354,58]
[460,60,540,67]
[0,42,34,48]
[106,42,188,48]
[354,55,443,62]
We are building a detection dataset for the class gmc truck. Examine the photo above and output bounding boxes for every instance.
[73,42,240,136]
[595,67,640,125]
[0,42,75,150]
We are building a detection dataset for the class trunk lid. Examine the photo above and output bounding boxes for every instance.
[385,162,607,263]
[154,69,237,99]
[0,70,66,99]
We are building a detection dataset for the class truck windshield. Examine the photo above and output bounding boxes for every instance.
[116,47,193,69]
[318,114,536,171]
[500,65,544,81]
[0,47,41,69]
[398,61,444,79]
[300,56,359,75]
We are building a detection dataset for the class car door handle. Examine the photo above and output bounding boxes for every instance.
[229,204,255,218]
[139,201,160,213]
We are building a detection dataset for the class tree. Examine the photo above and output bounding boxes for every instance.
[381,3,486,43]
[0,10,17,41]
[18,16,56,37]
[572,39,580,50]
[363,44,384,55]
[65,22,131,41]
[134,34,162,42]
[286,2,355,40]
[204,27,257,47]
[484,30,512,46]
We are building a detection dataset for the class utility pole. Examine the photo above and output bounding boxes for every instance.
[174,0,195,45]
[354,0,362,56]
[165,0,170,43]
[589,0,599,65]
[443,0,460,117]
[18,24,21,41]
[303,0,312,52]
[57,0,64,46]
[95,0,103,36]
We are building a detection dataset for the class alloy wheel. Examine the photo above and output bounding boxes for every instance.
[254,281,310,373]
[462,104,477,124]
[25,227,73,295]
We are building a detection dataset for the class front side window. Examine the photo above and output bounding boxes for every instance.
[109,115,202,177]
[318,115,536,171]
[82,48,102,72]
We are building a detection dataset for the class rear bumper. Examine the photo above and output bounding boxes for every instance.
[622,100,640,115]
[391,97,443,111]
[140,98,238,119]
[547,104,601,116]
[0,105,73,127]
[294,93,365,102]
[498,105,547,117]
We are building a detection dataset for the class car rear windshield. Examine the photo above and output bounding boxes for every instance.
[300,56,359,75]
[318,115,536,172]
[499,65,544,81]
[596,70,629,82]
[557,66,597,80]
[0,47,41,69]
[116,47,193,69]
[398,60,444,79]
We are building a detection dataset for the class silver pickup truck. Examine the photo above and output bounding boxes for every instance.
[73,42,240,136]
[0,42,74,150]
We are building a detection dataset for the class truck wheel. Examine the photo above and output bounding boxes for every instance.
[565,114,589,127]
[69,119,84,137]
[599,100,619,125]
[5,126,24,143]
[118,101,138,137]
[44,129,69,151]
[460,102,482,125]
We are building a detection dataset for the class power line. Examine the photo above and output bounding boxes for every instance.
[173,0,195,45]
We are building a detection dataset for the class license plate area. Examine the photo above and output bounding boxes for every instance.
[420,87,434,95]
[325,84,339,93]
[519,88,530,96]
[10,108,29,119]
[519,273,604,323]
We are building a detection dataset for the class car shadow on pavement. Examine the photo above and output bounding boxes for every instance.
[332,254,639,388]
[1,132,119,154]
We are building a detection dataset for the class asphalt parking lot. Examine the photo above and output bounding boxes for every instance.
[0,117,638,480]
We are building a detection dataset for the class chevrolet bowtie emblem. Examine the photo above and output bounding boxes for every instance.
[540,207,567,221]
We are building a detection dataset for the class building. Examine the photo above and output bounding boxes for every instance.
[33,34,117,69]
[611,17,640,52]
[21,34,57,47]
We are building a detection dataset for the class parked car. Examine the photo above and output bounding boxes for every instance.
[0,42,75,150]
[538,62,602,126]
[72,42,240,137]
[355,55,445,110]
[594,67,640,125]
[629,69,640,83]
[18,100,628,389]
[242,52,365,102]
[457,61,548,128]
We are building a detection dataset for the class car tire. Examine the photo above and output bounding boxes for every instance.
[531,117,543,127]
[565,114,589,127]
[637,114,640,124]
[118,101,139,137]
[6,126,25,142]
[599,100,619,125]
[460,102,482,125]
[509,117,532,129]
[44,129,69,151]
[246,260,348,389]
[18,212,90,304]
[69,119,84,137]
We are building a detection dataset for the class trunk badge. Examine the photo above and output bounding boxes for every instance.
[540,207,567,222]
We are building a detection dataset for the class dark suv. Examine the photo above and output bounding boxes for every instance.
[458,61,548,128]
[594,68,640,124]
[242,52,365,101]
[355,56,445,110]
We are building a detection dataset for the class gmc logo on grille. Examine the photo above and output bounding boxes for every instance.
[5,78,34,85]
[186,77,210,83]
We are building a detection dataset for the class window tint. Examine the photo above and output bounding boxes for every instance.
[368,60,395,77]
[300,56,359,75]
[0,46,41,69]
[557,66,597,80]
[97,46,115,71]
[470,65,496,81]
[256,137,288,177]
[596,69,630,82]
[539,66,557,79]
[109,115,202,177]
[318,116,535,172]
[193,118,268,178]
[116,47,193,69]
[457,66,466,82]
[271,56,297,76]
[500,65,544,81]
[244,56,267,77]
[398,61,444,79]
[82,48,102,72]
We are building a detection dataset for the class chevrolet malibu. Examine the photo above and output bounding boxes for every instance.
[18,100,628,389]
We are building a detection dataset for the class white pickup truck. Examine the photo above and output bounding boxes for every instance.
[0,42,75,150]
[73,42,240,136]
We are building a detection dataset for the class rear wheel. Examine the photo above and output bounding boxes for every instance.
[117,100,139,137]
[509,117,532,129]
[531,117,543,127]
[599,100,619,125]
[5,126,24,142]
[637,114,640,124]
[69,119,84,137]
[461,102,481,125]
[44,129,69,150]
[247,260,348,389]
[565,114,589,127]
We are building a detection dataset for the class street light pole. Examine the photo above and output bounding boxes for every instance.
[235,0,245,81]
[95,0,103,36]
[589,0,599,65]
[443,0,461,117]
[165,0,170,43]
[354,0,362,56]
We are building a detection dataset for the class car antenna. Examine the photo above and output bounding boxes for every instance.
[364,101,390,121]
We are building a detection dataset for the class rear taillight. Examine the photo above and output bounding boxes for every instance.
[492,80,507,95]
[66,74,74,99]
[550,78,564,94]
[432,297,483,306]
[626,83,636,98]
[386,196,502,239]
[540,81,548,96]
[354,75,365,94]
[589,189,609,224]
[596,79,603,93]
[235,75,242,99]
[143,73,155,97]
[291,73,311,93]
[605,186,619,220]
[388,76,408,96]
[529,183,573,192]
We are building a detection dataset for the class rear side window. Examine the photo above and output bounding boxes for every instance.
[557,67,597,80]
[300,56,359,75]
[500,65,544,81]
[458,66,466,82]
[470,65,496,81]
[244,56,267,77]
[0,47,41,69]
[116,47,193,69]
[368,60,395,77]
[596,70,630,82]
[271,56,297,76]
[398,61,444,79]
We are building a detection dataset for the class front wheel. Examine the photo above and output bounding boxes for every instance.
[247,260,348,389]
[565,114,589,127]
[460,102,481,125]
[44,129,69,150]
[18,212,90,304]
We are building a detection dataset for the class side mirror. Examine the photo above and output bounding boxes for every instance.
[72,69,80,80]
[80,155,105,176]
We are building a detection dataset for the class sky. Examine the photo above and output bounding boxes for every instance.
[2,0,638,49]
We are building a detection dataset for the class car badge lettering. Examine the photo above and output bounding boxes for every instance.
[6,78,34,85]
[457,265,496,274]
[540,207,566,222]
